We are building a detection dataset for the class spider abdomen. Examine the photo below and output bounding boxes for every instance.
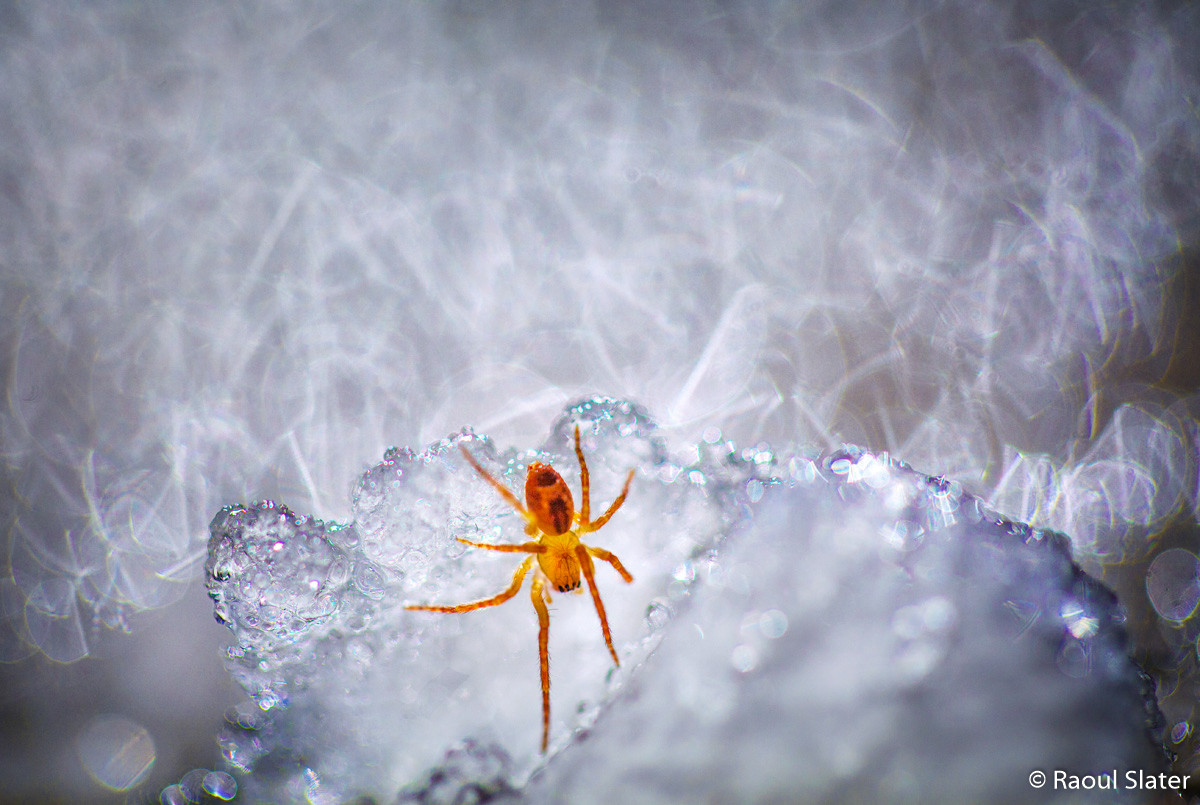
[525,462,574,535]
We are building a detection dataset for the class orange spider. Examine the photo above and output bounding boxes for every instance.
[405,425,635,753]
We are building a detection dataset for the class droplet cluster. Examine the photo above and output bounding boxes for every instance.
[202,401,1166,803]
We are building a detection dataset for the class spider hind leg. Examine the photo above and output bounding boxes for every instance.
[531,576,551,753]
[576,545,621,667]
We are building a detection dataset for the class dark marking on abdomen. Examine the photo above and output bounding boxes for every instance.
[548,497,570,533]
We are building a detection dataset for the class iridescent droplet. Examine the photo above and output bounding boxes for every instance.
[203,770,238,800]
[1170,721,1191,744]
[1060,600,1099,639]
[159,784,189,805]
[179,768,209,799]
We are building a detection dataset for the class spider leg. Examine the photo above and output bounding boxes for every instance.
[585,545,633,583]
[530,574,551,753]
[405,555,533,612]
[456,537,546,554]
[460,443,531,521]
[584,468,635,532]
[575,545,620,667]
[573,424,590,525]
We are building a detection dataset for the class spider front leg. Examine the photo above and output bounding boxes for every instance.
[405,555,534,613]
[583,469,635,532]
[573,425,590,524]
[456,537,545,554]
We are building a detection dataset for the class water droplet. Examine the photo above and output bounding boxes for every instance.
[354,563,386,600]
[645,599,673,632]
[895,641,942,682]
[786,455,815,483]
[203,770,238,800]
[159,784,189,805]
[1056,638,1090,678]
[1170,721,1191,744]
[1060,600,1099,639]
[881,521,925,552]
[730,643,759,672]
[861,457,892,489]
[758,609,788,639]
[1146,548,1200,622]
[179,768,209,799]
[76,715,156,791]
[257,689,284,710]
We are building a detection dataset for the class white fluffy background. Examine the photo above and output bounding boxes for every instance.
[1,0,1198,800]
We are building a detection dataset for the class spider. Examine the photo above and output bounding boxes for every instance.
[405,425,635,753]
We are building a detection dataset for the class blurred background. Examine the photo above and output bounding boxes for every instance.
[1,0,1198,800]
